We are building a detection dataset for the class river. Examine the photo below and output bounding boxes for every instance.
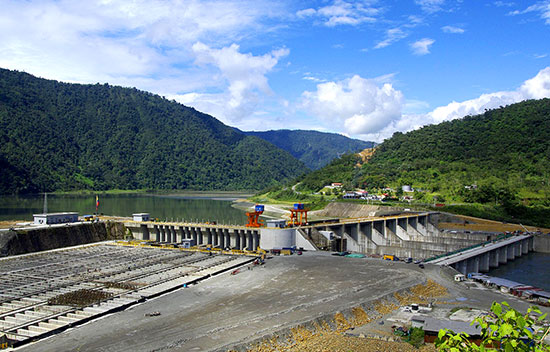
[0,192,250,225]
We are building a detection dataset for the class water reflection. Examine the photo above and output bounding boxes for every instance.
[0,193,249,224]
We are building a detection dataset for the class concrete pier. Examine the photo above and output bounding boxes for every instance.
[428,235,534,274]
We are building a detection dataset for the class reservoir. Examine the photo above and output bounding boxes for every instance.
[488,251,550,291]
[0,192,249,225]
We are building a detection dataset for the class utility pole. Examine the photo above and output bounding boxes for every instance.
[43,192,48,214]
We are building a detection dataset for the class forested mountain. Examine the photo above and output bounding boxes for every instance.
[245,129,373,169]
[0,68,308,194]
[298,99,550,206]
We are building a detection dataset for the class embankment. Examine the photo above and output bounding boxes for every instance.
[311,202,406,219]
[0,221,126,256]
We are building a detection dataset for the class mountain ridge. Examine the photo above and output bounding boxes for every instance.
[0,68,308,194]
[244,129,373,169]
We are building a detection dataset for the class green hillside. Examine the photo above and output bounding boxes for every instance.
[298,99,550,198]
[362,99,550,202]
[245,129,373,169]
[293,99,550,226]
[0,69,308,194]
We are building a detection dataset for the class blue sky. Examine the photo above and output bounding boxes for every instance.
[1,0,549,141]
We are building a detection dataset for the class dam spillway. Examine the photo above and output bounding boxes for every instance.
[426,234,534,274]
[123,212,504,259]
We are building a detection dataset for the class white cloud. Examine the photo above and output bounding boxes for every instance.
[296,0,381,27]
[375,28,408,49]
[0,0,290,129]
[494,1,515,7]
[0,0,282,86]
[519,66,550,98]
[415,0,445,13]
[441,25,465,33]
[301,75,404,135]
[509,2,550,24]
[359,66,550,142]
[410,38,435,55]
[427,67,550,123]
[296,8,317,17]
[183,42,289,123]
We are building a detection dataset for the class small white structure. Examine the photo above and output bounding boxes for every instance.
[133,213,150,222]
[319,230,337,240]
[402,185,413,192]
[266,219,286,228]
[180,239,195,248]
[454,274,466,282]
[33,212,79,225]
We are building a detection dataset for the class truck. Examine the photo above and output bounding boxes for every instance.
[383,255,399,261]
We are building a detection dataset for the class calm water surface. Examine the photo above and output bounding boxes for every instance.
[488,251,550,291]
[0,193,249,224]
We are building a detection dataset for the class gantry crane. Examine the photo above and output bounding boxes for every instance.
[246,204,265,228]
[289,203,308,226]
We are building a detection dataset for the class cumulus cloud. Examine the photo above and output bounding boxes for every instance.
[301,75,403,135]
[0,0,281,86]
[296,0,381,27]
[410,38,435,55]
[441,25,465,33]
[0,0,290,128]
[509,2,550,24]
[359,66,550,142]
[182,43,289,123]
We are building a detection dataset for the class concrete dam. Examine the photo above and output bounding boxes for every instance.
[124,212,518,261]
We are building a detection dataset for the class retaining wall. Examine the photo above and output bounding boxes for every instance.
[0,222,125,256]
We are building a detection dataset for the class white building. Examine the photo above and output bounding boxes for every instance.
[33,212,79,225]
[132,213,150,222]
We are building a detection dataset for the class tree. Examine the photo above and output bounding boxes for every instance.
[435,301,550,352]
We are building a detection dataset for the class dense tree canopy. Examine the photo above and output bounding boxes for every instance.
[297,99,550,204]
[245,129,373,170]
[0,68,308,194]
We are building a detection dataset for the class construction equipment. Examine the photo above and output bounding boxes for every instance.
[289,203,308,226]
[246,204,265,228]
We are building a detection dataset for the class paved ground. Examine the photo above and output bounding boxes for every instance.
[16,252,549,352]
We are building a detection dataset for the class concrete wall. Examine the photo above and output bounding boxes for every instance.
[295,229,317,251]
[259,228,295,250]
[534,235,550,253]
[0,222,125,256]
[310,213,489,259]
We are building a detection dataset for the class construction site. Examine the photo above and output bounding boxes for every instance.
[2,246,546,352]
[0,243,254,349]
[0,203,548,351]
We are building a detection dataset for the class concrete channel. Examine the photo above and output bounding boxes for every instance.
[0,243,254,348]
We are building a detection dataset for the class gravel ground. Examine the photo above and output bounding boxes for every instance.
[15,252,550,352]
